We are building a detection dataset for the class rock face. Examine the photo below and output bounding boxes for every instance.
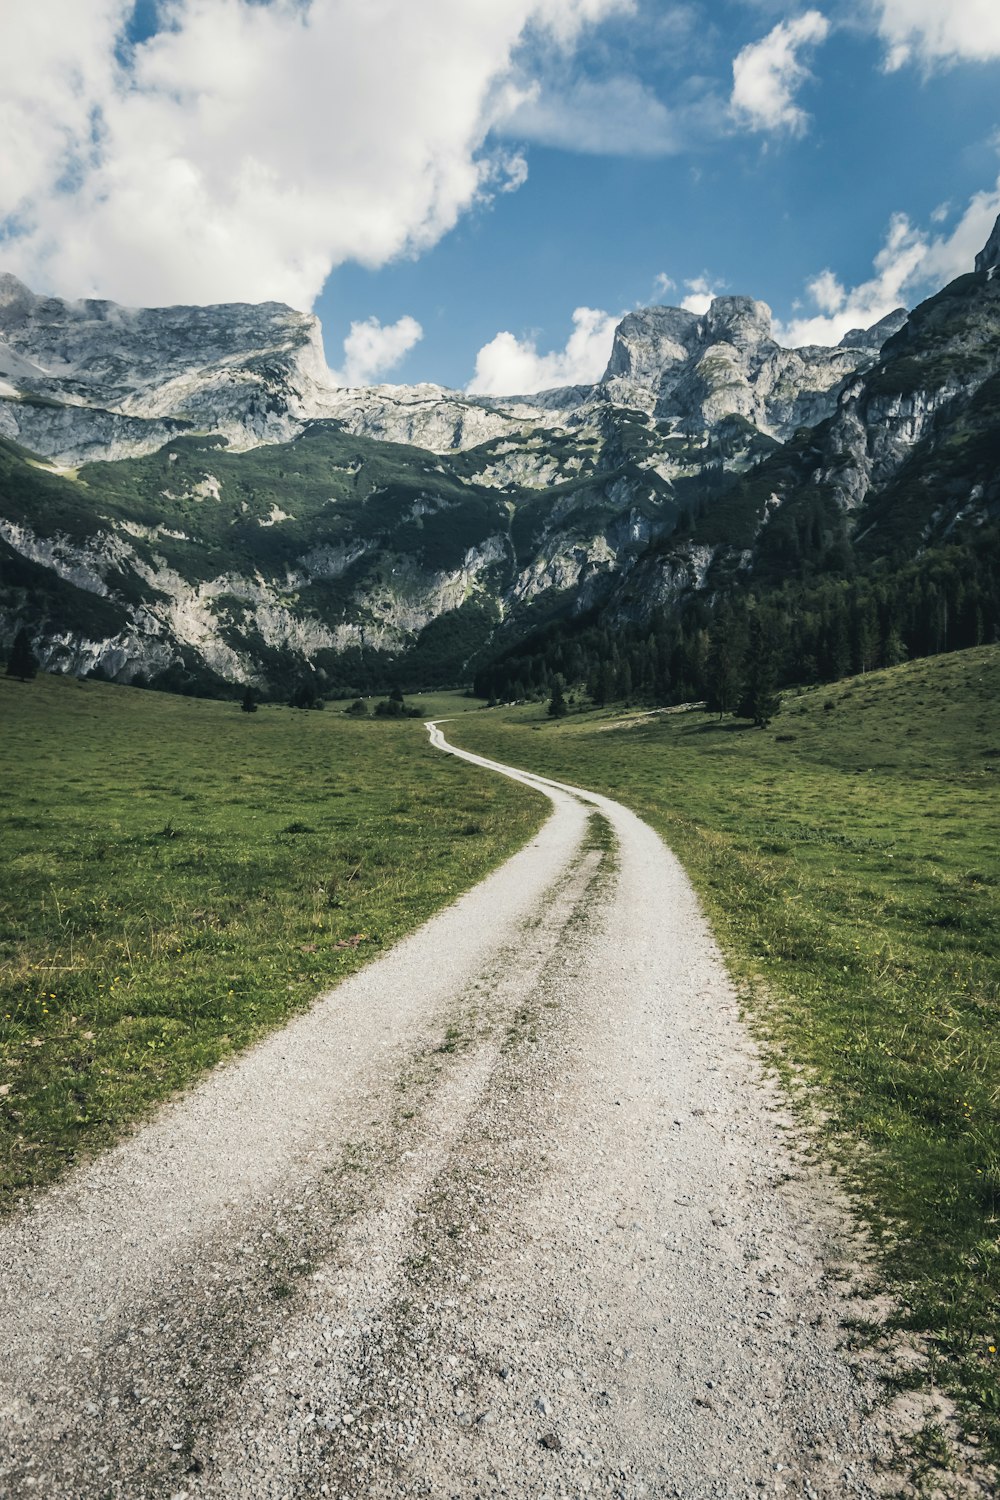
[975,213,1000,274]
[597,297,905,438]
[0,275,566,465]
[0,274,338,462]
[818,215,1000,517]
[617,214,1000,617]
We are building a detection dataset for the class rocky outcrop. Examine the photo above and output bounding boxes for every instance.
[0,273,579,465]
[596,297,904,440]
[0,274,333,455]
[819,219,1000,513]
[975,213,1000,274]
[317,384,564,455]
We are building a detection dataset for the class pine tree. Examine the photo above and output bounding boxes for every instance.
[548,676,568,718]
[705,611,744,718]
[739,617,782,727]
[6,627,37,682]
[240,686,258,713]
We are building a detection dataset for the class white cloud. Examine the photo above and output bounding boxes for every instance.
[870,0,1000,70]
[652,272,725,313]
[775,181,1000,346]
[0,0,627,309]
[679,274,724,314]
[330,316,424,388]
[494,152,531,193]
[468,306,619,394]
[730,11,830,135]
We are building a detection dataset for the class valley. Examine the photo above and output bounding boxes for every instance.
[1,197,999,1499]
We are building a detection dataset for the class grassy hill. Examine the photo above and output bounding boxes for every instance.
[448,645,1000,1460]
[0,676,546,1202]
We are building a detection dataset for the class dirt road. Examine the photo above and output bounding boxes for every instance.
[0,722,897,1498]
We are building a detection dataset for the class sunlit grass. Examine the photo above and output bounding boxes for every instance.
[449,645,1000,1456]
[0,677,546,1203]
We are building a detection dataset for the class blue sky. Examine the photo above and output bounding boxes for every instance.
[3,1,1000,393]
[319,2,1000,389]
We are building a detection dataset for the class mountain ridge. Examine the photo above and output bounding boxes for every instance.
[0,217,997,696]
[0,271,901,466]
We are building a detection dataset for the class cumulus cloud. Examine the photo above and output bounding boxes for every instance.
[330,316,424,388]
[468,306,619,395]
[651,272,724,313]
[775,181,1000,346]
[0,0,626,309]
[730,11,830,135]
[679,275,725,313]
[870,0,1000,70]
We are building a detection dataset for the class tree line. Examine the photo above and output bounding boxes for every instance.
[473,527,1000,716]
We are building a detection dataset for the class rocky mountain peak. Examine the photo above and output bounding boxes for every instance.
[975,213,1000,274]
[0,273,35,314]
[0,273,339,461]
[601,306,700,384]
[0,279,325,387]
[836,308,908,350]
[700,296,775,350]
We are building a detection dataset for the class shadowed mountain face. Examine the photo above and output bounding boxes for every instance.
[0,218,997,695]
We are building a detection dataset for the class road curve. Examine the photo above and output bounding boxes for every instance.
[0,720,897,1498]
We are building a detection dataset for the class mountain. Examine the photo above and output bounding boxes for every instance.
[0,220,997,697]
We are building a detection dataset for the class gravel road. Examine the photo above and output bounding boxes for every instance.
[0,721,908,1498]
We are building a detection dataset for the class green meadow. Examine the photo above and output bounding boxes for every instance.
[448,646,1000,1457]
[0,677,546,1203]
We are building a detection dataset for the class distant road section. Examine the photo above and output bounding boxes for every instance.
[0,721,896,1498]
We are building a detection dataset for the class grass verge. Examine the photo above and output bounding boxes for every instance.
[0,677,546,1205]
[448,646,1000,1459]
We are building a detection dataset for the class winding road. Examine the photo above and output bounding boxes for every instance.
[0,722,897,1498]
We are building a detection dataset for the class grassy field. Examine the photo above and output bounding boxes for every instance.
[0,678,545,1204]
[447,647,1000,1457]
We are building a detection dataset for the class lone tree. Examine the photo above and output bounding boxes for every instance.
[240,685,258,714]
[548,675,568,719]
[705,610,745,718]
[738,616,782,728]
[6,627,37,682]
